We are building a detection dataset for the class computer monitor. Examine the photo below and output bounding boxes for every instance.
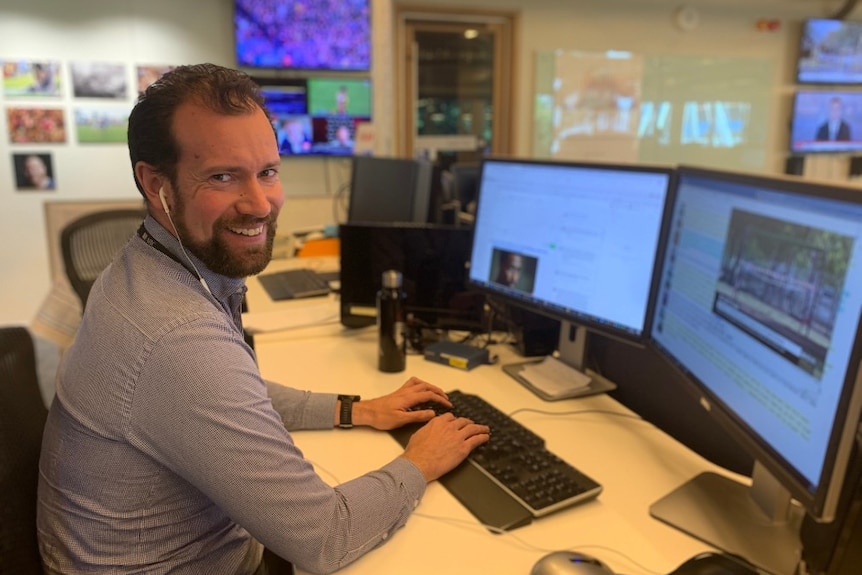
[467,157,674,398]
[338,222,484,332]
[347,156,434,224]
[649,166,862,575]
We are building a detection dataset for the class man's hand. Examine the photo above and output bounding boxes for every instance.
[349,376,452,430]
[401,413,490,481]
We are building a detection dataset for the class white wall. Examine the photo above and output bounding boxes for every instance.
[0,0,856,324]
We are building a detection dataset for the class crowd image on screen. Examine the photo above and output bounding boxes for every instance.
[235,0,370,70]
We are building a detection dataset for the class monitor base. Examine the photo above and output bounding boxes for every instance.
[503,359,616,401]
[650,471,804,575]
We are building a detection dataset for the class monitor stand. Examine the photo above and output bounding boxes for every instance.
[650,462,804,575]
[503,320,616,401]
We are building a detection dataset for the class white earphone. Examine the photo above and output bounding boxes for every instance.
[156,185,212,296]
[158,187,170,214]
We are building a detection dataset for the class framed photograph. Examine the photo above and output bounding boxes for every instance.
[70,62,127,99]
[74,106,129,143]
[6,107,66,143]
[12,152,56,190]
[2,60,62,97]
[136,64,174,95]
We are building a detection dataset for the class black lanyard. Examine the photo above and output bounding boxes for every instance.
[136,223,247,332]
[137,223,203,284]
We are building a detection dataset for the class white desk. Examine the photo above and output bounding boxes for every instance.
[248,293,741,575]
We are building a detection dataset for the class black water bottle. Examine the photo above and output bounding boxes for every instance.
[377,270,407,373]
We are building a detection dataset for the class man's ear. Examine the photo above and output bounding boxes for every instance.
[135,162,165,210]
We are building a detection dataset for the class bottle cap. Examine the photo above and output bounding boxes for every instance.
[382,270,402,289]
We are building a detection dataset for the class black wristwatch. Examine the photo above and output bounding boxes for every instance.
[338,395,361,429]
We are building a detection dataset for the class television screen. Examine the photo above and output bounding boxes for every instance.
[234,0,371,71]
[797,19,862,84]
[789,90,862,154]
[255,76,371,157]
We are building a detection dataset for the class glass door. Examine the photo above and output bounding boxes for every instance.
[396,8,515,164]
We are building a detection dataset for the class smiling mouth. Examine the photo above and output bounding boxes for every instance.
[229,225,265,237]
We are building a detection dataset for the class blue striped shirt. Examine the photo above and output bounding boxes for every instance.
[37,215,425,574]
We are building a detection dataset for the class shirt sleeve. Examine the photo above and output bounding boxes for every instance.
[264,379,338,430]
[128,314,427,574]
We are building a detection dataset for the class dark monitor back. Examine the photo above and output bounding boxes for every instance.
[450,162,480,209]
[339,222,484,330]
[347,156,433,223]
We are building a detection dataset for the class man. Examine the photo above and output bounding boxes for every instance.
[495,250,524,289]
[36,63,489,575]
[278,118,312,154]
[329,125,354,149]
[815,97,852,142]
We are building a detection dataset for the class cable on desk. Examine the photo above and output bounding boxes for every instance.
[507,407,647,424]
[411,510,665,575]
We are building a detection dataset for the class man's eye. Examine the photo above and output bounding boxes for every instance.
[212,174,232,183]
[261,168,279,178]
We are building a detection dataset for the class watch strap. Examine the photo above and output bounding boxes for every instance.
[338,395,360,428]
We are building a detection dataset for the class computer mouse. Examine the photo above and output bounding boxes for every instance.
[668,551,758,575]
[530,551,614,575]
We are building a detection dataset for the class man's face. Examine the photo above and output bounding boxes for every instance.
[287,121,304,140]
[169,101,284,278]
[503,254,523,287]
[830,100,844,122]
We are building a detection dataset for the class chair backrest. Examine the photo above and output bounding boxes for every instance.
[0,327,48,574]
[60,209,147,308]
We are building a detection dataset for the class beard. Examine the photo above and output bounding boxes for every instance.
[172,193,278,278]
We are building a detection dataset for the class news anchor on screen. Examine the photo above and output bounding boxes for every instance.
[815,97,852,142]
[790,91,862,154]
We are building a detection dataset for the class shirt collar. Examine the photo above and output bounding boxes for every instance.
[141,215,247,303]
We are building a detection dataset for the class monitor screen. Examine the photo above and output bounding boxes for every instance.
[649,166,862,573]
[347,156,434,223]
[338,222,484,332]
[255,76,371,157]
[467,157,673,344]
[234,0,371,71]
[797,19,862,85]
[790,90,862,154]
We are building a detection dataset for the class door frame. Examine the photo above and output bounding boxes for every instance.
[394,4,519,158]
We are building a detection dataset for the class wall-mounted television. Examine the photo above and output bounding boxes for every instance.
[234,0,371,71]
[790,90,862,154]
[254,76,371,157]
[797,18,862,84]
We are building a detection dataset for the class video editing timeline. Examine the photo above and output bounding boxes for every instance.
[469,159,671,338]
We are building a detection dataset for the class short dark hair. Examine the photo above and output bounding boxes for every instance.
[127,63,269,196]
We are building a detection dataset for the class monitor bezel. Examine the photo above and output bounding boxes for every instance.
[649,164,862,521]
[466,156,677,346]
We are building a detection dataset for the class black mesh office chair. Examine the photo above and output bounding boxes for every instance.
[60,208,147,308]
[0,326,48,574]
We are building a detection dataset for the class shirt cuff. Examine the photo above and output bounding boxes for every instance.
[382,456,427,504]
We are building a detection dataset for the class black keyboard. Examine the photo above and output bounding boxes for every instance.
[258,268,331,300]
[390,390,602,531]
